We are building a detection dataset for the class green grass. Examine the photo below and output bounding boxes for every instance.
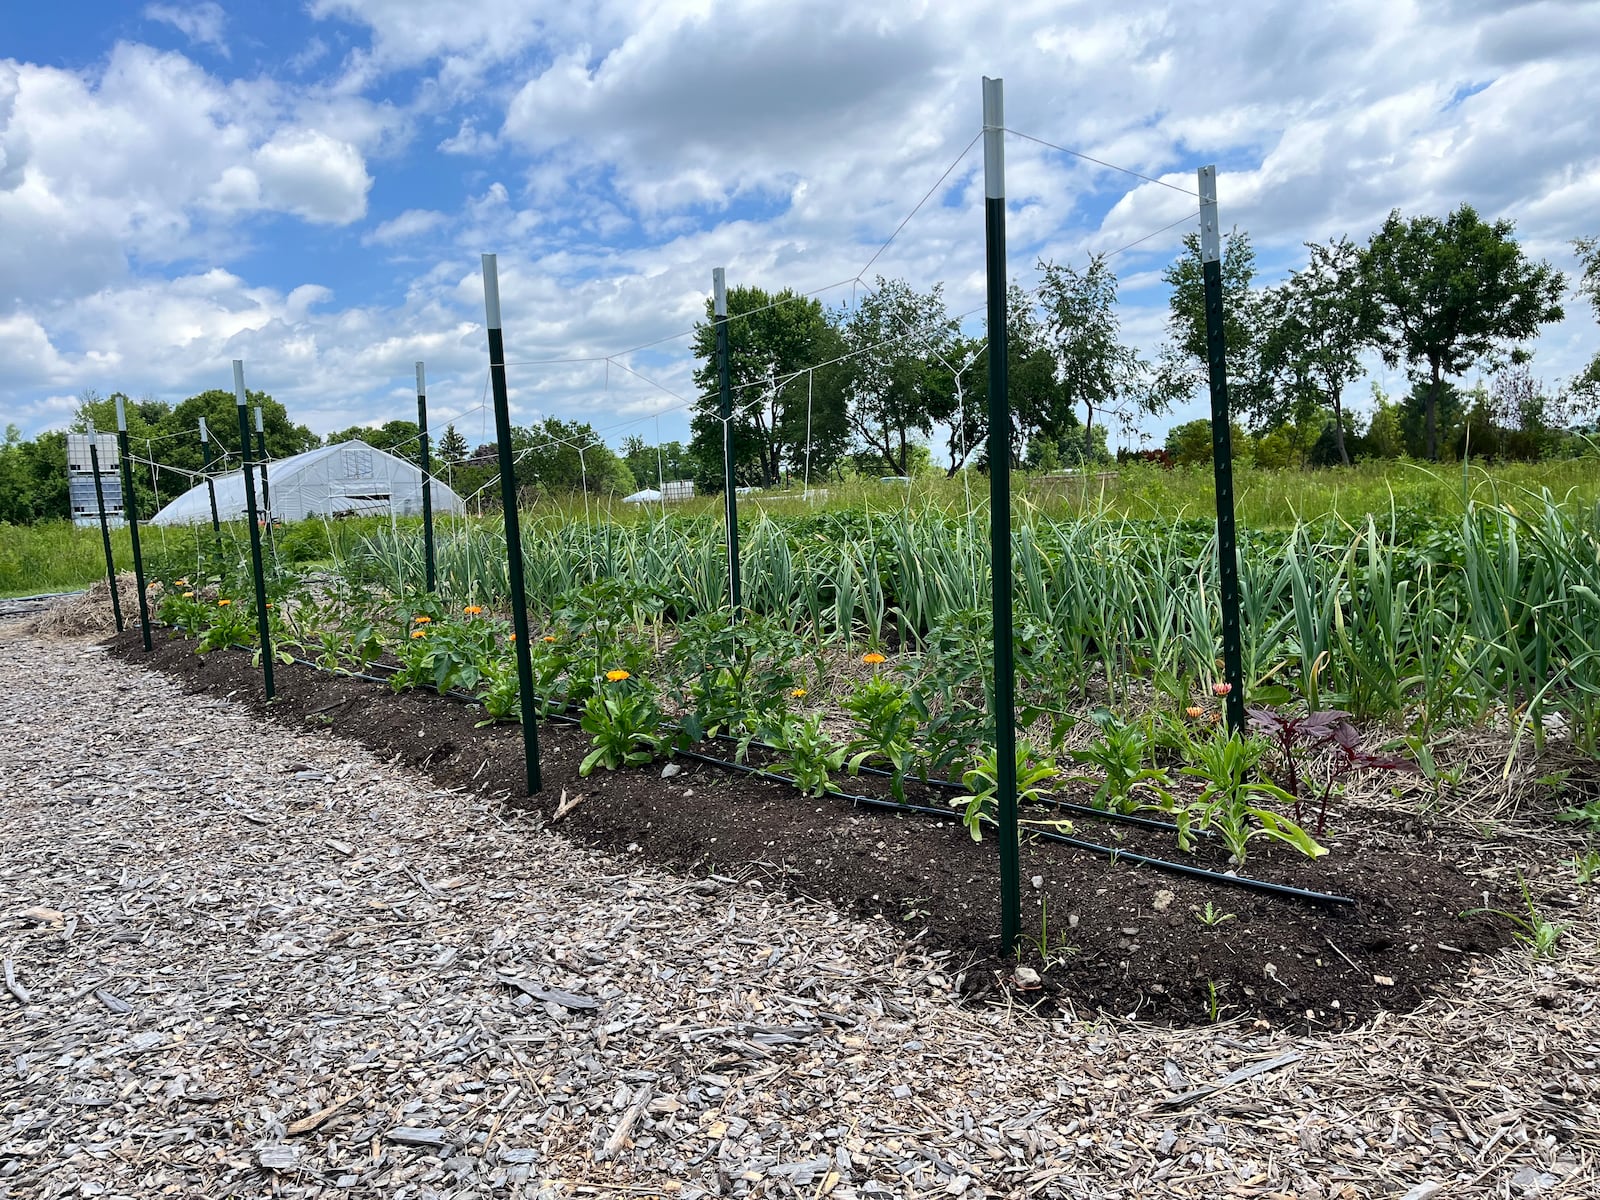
[6,454,1598,597]
[0,520,137,597]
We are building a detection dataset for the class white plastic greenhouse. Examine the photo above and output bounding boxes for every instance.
[149,440,464,525]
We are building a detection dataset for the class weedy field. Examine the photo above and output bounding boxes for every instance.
[78,459,1600,1026]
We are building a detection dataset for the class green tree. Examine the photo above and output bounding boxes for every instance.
[621,436,694,490]
[1155,228,1264,417]
[1165,418,1212,466]
[1361,204,1565,461]
[1362,385,1406,459]
[511,417,632,498]
[325,419,422,463]
[838,277,959,477]
[0,426,70,523]
[952,287,1070,472]
[436,424,469,464]
[689,285,841,490]
[1258,237,1368,465]
[1038,254,1157,462]
[1568,237,1600,424]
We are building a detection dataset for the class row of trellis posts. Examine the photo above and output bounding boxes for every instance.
[98,77,1246,957]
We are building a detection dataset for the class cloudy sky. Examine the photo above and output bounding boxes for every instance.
[3,0,1599,454]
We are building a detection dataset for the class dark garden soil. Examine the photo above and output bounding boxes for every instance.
[106,628,1517,1030]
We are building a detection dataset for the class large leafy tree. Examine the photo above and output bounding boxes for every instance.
[510,417,632,498]
[1038,254,1156,461]
[956,285,1073,471]
[838,277,958,476]
[1360,204,1565,460]
[1570,236,1600,423]
[1257,237,1368,465]
[324,419,423,463]
[1155,228,1264,418]
[689,285,841,490]
[0,426,69,523]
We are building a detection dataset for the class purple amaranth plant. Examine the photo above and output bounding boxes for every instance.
[1247,706,1419,834]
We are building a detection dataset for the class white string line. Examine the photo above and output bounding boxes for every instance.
[500,133,985,371]
[855,129,983,281]
[1004,128,1201,198]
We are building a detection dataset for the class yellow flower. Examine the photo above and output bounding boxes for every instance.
[217,599,231,607]
[175,578,189,587]
[411,629,427,639]
[862,652,886,665]
[413,615,432,625]
[463,605,483,615]
[1185,705,1204,719]
[791,687,807,698]
[182,591,195,599]
[606,669,631,682]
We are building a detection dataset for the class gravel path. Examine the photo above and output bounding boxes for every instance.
[2,627,1598,1199]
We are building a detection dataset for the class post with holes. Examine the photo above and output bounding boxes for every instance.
[87,421,123,633]
[233,362,275,698]
[254,404,279,568]
[1198,165,1246,732]
[481,254,543,794]
[253,406,271,515]
[714,268,742,614]
[416,361,438,592]
[198,417,224,563]
[114,396,152,651]
[983,76,1022,956]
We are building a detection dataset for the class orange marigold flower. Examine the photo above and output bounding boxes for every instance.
[1212,681,1232,696]
[541,635,557,643]
[1185,705,1204,719]
[606,669,631,682]
[217,599,231,607]
[411,629,427,639]
[791,687,807,698]
[413,615,432,624]
[463,605,483,615]
[862,652,887,665]
[175,578,189,587]
[508,633,516,641]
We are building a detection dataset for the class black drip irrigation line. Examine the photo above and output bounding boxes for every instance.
[271,652,1351,907]
[701,728,1201,839]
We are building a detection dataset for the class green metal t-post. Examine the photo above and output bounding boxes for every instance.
[983,76,1022,956]
[254,406,271,515]
[233,362,275,698]
[86,422,123,633]
[416,361,437,593]
[114,397,152,651]
[1198,165,1246,732]
[482,254,542,795]
[199,417,224,562]
[714,268,742,614]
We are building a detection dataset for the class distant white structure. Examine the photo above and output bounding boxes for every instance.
[622,480,695,504]
[150,440,464,525]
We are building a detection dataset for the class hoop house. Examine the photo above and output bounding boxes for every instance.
[150,440,463,525]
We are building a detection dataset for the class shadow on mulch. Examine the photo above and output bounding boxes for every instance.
[106,628,1515,1030]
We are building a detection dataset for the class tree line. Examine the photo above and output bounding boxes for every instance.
[686,203,1596,490]
[5,203,1597,524]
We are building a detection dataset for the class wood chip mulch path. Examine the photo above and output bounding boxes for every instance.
[2,625,1598,1198]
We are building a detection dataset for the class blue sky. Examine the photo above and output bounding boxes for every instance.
[3,0,1599,456]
